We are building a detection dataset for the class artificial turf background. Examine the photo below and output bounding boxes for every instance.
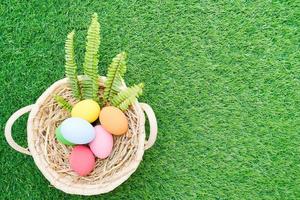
[0,1,299,199]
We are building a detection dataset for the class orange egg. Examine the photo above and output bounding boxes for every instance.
[99,106,128,135]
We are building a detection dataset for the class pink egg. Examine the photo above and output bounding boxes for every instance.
[89,125,113,159]
[69,145,95,176]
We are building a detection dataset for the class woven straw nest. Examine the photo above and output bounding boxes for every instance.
[26,77,147,195]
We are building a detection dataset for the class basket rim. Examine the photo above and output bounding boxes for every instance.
[27,76,146,195]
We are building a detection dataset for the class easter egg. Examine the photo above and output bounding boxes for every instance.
[89,125,113,159]
[99,106,128,135]
[60,117,95,144]
[69,145,95,176]
[55,126,74,146]
[71,99,100,123]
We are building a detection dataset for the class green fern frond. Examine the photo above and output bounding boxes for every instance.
[65,30,81,100]
[111,83,144,111]
[104,52,127,102]
[82,13,101,101]
[54,95,73,112]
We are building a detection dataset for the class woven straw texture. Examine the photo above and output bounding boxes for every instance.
[6,76,152,195]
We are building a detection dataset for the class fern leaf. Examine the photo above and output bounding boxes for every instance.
[65,30,81,100]
[104,52,127,102]
[82,13,100,101]
[54,95,73,112]
[111,83,144,111]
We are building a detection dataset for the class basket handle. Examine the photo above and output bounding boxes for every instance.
[4,105,34,156]
[140,103,157,150]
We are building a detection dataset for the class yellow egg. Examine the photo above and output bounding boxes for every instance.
[71,99,100,123]
[99,106,128,135]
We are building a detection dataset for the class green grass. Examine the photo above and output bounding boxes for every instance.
[0,1,299,199]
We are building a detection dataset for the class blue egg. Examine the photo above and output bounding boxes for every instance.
[60,117,95,144]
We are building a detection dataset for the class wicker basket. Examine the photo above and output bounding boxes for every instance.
[4,76,157,195]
